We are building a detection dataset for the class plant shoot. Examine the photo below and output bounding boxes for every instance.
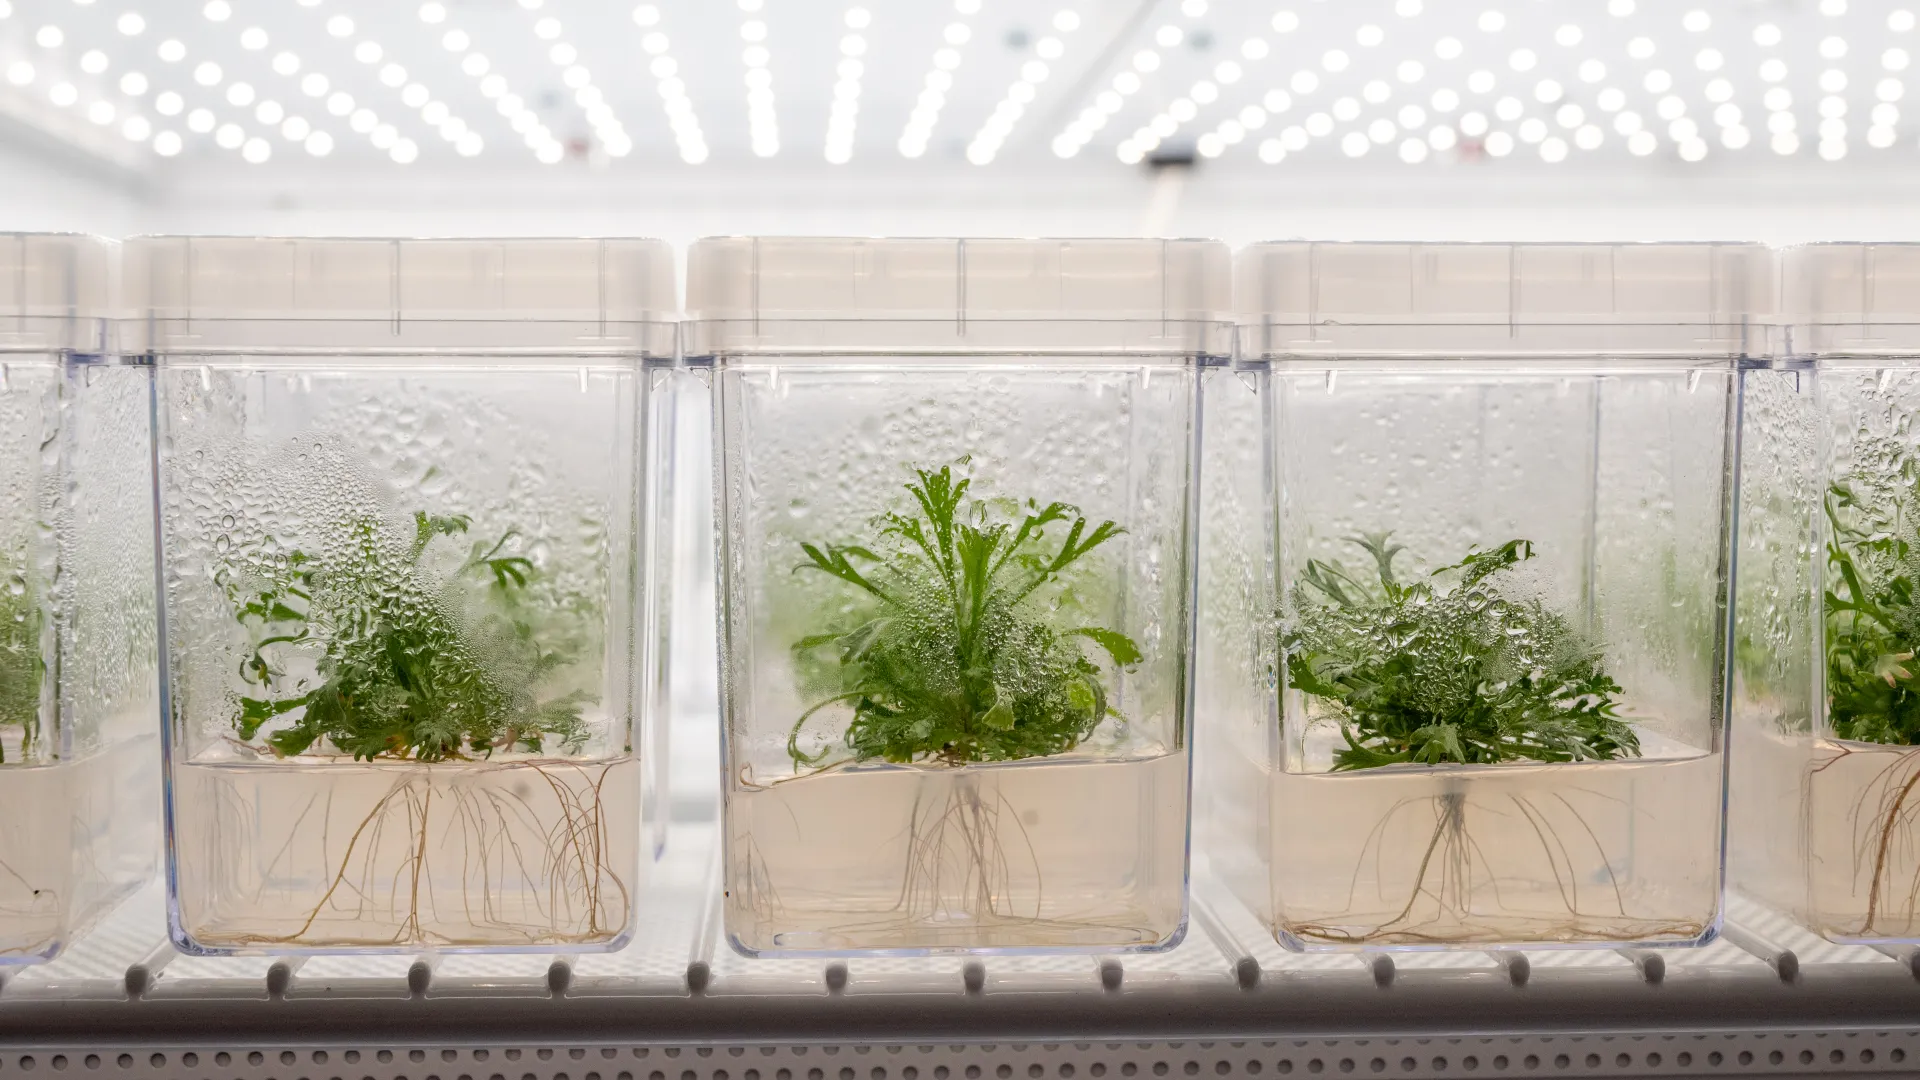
[0,580,40,764]
[788,462,1139,770]
[1278,533,1676,946]
[1820,465,1920,936]
[194,505,626,949]
[747,462,1149,946]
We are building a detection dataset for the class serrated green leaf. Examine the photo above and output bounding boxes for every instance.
[1288,531,1638,770]
[1069,626,1144,668]
[789,462,1132,769]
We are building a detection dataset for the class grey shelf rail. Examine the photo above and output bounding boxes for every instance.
[0,819,1916,1080]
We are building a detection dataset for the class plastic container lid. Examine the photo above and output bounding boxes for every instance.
[1236,241,1775,358]
[0,233,114,353]
[122,236,676,354]
[1782,243,1920,354]
[684,237,1232,356]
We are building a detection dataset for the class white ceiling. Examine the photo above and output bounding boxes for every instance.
[0,0,1914,175]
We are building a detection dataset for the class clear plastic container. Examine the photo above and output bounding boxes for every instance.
[129,237,675,954]
[688,237,1230,955]
[1203,242,1770,950]
[0,234,160,963]
[1731,244,1920,944]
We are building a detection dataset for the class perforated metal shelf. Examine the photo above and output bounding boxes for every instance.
[0,808,1915,1079]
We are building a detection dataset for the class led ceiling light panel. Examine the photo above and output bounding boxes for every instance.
[1081,0,1911,168]
[142,17,268,163]
[206,7,358,162]
[0,0,159,163]
[0,0,1912,169]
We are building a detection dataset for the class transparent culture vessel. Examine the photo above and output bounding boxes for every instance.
[690,237,1229,955]
[131,237,674,953]
[0,234,160,964]
[1731,244,1920,945]
[1203,241,1769,951]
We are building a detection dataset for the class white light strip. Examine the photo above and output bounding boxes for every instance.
[420,2,552,162]
[1123,66,1244,160]
[368,5,474,163]
[1107,1,1217,162]
[1593,13,1696,163]
[1052,2,1182,160]
[634,4,708,164]
[1658,9,1706,162]
[1813,0,1846,159]
[1813,15,1850,160]
[736,0,778,158]
[510,1,637,161]
[968,7,1080,164]
[1868,21,1908,152]
[824,7,869,163]
[899,0,981,159]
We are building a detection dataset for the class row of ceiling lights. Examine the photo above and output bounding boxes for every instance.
[418,1,535,162]
[966,7,1080,165]
[899,0,980,159]
[1119,0,1916,167]
[1054,0,1210,159]
[0,0,670,164]
[521,4,633,159]
[823,6,868,165]
[0,0,1090,166]
[9,2,257,162]
[635,5,709,165]
[0,0,489,163]
[0,0,1914,167]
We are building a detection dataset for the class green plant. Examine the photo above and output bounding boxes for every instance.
[0,578,41,763]
[1819,471,1920,937]
[1284,533,1639,770]
[221,509,591,762]
[1824,478,1920,745]
[205,505,626,949]
[788,462,1140,770]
